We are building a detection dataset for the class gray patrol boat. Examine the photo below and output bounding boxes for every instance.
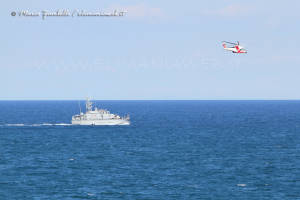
[71,98,130,125]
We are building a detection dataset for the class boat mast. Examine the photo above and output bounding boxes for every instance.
[78,100,82,114]
[86,97,93,112]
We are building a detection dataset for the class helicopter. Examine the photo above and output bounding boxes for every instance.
[222,41,247,53]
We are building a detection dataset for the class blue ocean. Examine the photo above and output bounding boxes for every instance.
[1,100,300,199]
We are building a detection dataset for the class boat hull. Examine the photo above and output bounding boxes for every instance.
[71,119,130,125]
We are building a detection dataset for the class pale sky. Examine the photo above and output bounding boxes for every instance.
[1,0,300,100]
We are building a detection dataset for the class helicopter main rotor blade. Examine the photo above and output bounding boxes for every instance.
[222,41,237,45]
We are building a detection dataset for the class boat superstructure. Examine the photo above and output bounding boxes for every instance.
[71,98,130,125]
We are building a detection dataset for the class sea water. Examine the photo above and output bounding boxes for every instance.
[0,100,300,199]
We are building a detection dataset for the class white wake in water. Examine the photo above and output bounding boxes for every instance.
[1,123,73,127]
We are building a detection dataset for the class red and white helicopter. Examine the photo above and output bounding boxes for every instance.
[222,41,247,53]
